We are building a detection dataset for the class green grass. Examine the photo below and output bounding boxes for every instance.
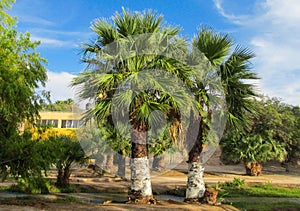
[229,201,300,211]
[213,178,300,198]
[211,178,300,211]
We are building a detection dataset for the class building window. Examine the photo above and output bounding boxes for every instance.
[40,119,58,128]
[61,120,79,128]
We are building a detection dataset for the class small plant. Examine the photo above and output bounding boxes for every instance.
[219,178,246,189]
[11,177,51,194]
[263,180,273,189]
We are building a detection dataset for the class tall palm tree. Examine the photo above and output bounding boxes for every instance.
[184,28,258,202]
[72,8,197,203]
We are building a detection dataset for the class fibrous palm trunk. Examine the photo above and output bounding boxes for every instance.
[106,154,114,172]
[245,161,263,176]
[129,127,154,204]
[152,156,166,171]
[185,117,205,202]
[116,152,126,178]
[56,167,70,188]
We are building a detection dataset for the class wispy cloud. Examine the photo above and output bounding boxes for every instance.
[19,15,55,26]
[31,36,73,47]
[213,0,300,105]
[213,0,250,25]
[29,29,93,48]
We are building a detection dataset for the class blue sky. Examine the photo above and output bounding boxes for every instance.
[8,0,300,105]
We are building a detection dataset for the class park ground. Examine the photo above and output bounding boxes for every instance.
[0,160,299,210]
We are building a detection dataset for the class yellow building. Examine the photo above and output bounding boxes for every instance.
[39,111,83,129]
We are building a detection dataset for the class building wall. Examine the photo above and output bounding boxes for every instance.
[39,111,83,129]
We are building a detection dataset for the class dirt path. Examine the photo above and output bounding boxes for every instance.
[0,162,299,210]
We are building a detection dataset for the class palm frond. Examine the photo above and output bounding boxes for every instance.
[194,27,233,66]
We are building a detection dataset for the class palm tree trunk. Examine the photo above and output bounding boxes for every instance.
[106,154,114,172]
[185,116,205,202]
[116,152,126,178]
[152,156,166,171]
[62,167,70,187]
[95,154,105,169]
[185,139,205,202]
[245,161,263,176]
[56,168,63,187]
[129,127,154,204]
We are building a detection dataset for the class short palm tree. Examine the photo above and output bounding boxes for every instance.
[72,8,198,203]
[184,28,258,202]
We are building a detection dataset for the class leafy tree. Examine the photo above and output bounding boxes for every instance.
[78,120,131,177]
[42,98,80,112]
[0,131,53,186]
[0,0,47,180]
[221,97,287,176]
[289,106,300,163]
[46,134,87,188]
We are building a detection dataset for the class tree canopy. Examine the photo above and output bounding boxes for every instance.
[0,0,48,180]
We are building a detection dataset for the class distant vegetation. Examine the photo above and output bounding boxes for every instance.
[41,98,80,112]
[221,96,300,175]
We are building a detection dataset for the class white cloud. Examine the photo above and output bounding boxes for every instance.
[31,36,72,47]
[214,0,300,106]
[44,71,76,101]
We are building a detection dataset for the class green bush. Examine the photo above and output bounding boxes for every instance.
[218,178,246,189]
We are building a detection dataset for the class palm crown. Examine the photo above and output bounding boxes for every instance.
[194,27,258,132]
[72,9,212,151]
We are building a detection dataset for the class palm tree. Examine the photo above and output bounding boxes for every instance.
[184,28,258,202]
[72,8,197,203]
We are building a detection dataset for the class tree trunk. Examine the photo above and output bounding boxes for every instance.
[56,168,64,187]
[152,156,166,171]
[106,154,114,172]
[56,167,70,188]
[96,154,105,169]
[185,159,205,202]
[116,152,126,178]
[128,127,154,204]
[62,167,70,187]
[245,161,263,176]
[185,115,205,203]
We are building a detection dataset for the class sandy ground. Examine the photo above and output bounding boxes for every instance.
[0,161,299,210]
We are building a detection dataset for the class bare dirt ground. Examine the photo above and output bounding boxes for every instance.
[0,161,299,210]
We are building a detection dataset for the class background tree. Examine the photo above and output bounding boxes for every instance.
[221,97,287,176]
[0,0,48,181]
[78,120,131,178]
[41,98,81,112]
[46,134,87,188]
[288,106,300,164]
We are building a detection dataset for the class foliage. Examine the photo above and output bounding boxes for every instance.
[194,27,258,132]
[10,177,53,194]
[41,98,80,112]
[221,97,287,165]
[0,0,47,135]
[218,178,246,189]
[77,120,127,160]
[285,105,300,162]
[0,0,48,183]
[31,127,76,140]
[72,8,199,159]
[0,131,53,181]
[46,134,87,188]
